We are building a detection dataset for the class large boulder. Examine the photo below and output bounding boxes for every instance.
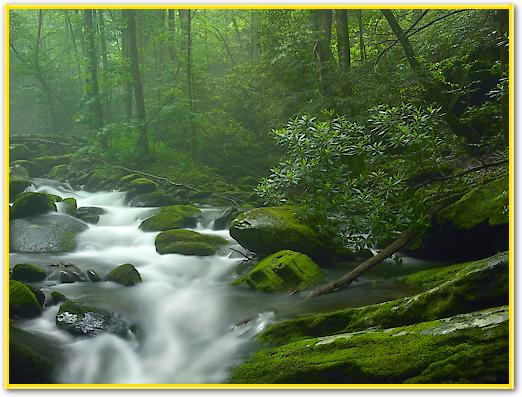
[139,205,201,232]
[10,192,59,219]
[9,326,63,384]
[11,263,47,282]
[129,190,181,207]
[155,229,227,256]
[13,160,45,178]
[10,163,30,179]
[32,154,73,174]
[9,280,42,318]
[59,197,77,216]
[106,263,142,286]
[128,177,158,194]
[407,175,508,261]
[233,250,323,293]
[56,300,134,338]
[75,206,105,224]
[259,252,508,345]
[229,306,509,384]
[10,213,89,253]
[230,207,334,263]
[9,177,32,202]
[48,164,69,180]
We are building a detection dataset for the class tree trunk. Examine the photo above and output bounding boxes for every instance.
[123,9,150,159]
[83,9,106,148]
[98,10,112,122]
[184,10,197,156]
[356,10,366,61]
[381,10,479,143]
[167,9,177,64]
[121,10,133,120]
[34,10,59,131]
[250,11,260,62]
[65,11,82,77]
[335,9,350,71]
[495,9,509,145]
[312,9,334,99]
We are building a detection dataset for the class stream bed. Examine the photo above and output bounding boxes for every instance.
[10,179,445,384]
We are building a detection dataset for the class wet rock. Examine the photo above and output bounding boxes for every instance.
[75,206,105,224]
[87,269,102,282]
[10,213,88,253]
[213,207,241,230]
[32,154,73,174]
[230,207,338,264]
[129,190,180,207]
[128,177,158,196]
[9,280,42,318]
[24,283,46,307]
[9,177,32,202]
[229,306,509,384]
[155,229,227,256]
[48,164,69,180]
[60,197,77,216]
[56,300,134,338]
[10,192,59,219]
[9,325,63,384]
[232,250,323,293]
[50,291,67,305]
[47,263,86,284]
[11,263,47,282]
[106,263,142,286]
[139,205,201,232]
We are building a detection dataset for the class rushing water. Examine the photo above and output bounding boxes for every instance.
[11,179,442,384]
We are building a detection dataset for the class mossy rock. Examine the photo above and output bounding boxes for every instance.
[9,177,32,202]
[139,205,202,232]
[60,197,77,216]
[9,280,42,318]
[106,263,142,286]
[129,177,158,194]
[10,163,30,179]
[50,291,67,305]
[229,306,509,384]
[24,283,46,307]
[13,160,46,178]
[10,192,58,219]
[259,252,508,346]
[32,154,73,174]
[84,165,126,191]
[407,175,508,261]
[120,173,142,185]
[155,229,227,255]
[48,164,69,180]
[129,190,180,207]
[230,207,337,264]
[9,326,63,384]
[233,250,323,293]
[10,143,35,161]
[75,206,105,224]
[11,263,47,282]
[56,300,134,337]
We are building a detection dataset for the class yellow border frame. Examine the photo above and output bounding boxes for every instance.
[4,3,515,390]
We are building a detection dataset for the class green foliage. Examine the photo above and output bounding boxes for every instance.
[257,104,457,250]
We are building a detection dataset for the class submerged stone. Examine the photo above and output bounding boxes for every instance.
[233,250,323,293]
[106,263,142,286]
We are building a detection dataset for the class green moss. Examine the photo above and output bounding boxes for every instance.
[139,205,201,232]
[85,165,126,191]
[10,192,58,219]
[155,229,227,255]
[32,154,73,174]
[259,252,508,345]
[229,306,509,384]
[60,197,77,216]
[9,177,31,202]
[129,177,158,194]
[120,173,142,185]
[10,280,42,318]
[230,207,337,263]
[233,250,323,292]
[51,291,66,304]
[11,263,47,282]
[48,164,69,180]
[439,175,508,229]
[106,263,142,286]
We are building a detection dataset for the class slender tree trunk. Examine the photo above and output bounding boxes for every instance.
[356,10,366,61]
[34,10,59,131]
[250,11,260,62]
[312,10,334,99]
[495,9,509,145]
[335,9,350,71]
[98,10,112,122]
[83,9,106,148]
[185,10,197,156]
[65,11,82,77]
[382,9,479,142]
[123,10,150,159]
[168,9,177,64]
[121,10,133,120]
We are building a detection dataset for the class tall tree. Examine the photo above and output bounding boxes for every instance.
[123,9,150,158]
[167,9,177,64]
[182,9,197,155]
[335,9,350,71]
[381,9,478,142]
[356,10,366,61]
[97,10,111,120]
[83,9,106,148]
[312,9,334,98]
[121,10,133,120]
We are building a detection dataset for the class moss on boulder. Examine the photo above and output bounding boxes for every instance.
[259,252,508,345]
[50,291,67,305]
[229,306,509,384]
[75,206,105,224]
[139,205,201,231]
[155,229,227,255]
[11,263,47,282]
[32,154,73,174]
[230,207,337,263]
[60,197,77,216]
[129,190,180,207]
[233,250,323,293]
[106,263,142,286]
[10,280,42,318]
[10,192,58,219]
[129,177,158,194]
[48,164,69,180]
[9,177,32,202]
